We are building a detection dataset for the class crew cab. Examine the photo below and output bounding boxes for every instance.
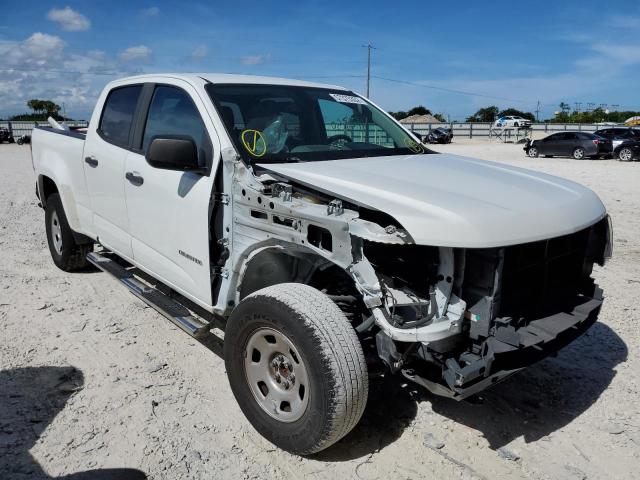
[32,74,612,455]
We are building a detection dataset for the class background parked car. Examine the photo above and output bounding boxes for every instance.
[614,140,640,162]
[494,116,532,128]
[594,127,640,150]
[426,127,453,144]
[0,126,14,143]
[525,132,612,160]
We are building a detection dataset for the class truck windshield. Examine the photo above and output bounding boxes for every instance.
[206,83,431,164]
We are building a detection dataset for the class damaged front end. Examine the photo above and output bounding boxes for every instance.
[226,156,612,401]
[370,217,612,400]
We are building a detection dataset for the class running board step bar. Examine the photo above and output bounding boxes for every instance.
[87,251,211,338]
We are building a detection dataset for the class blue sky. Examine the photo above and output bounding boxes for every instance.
[1,0,639,120]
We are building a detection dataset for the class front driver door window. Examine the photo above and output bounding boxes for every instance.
[124,83,217,306]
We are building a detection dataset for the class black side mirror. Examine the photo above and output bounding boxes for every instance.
[145,136,204,172]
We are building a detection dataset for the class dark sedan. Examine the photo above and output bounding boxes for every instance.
[525,132,612,160]
[614,140,640,162]
[594,127,640,150]
[426,127,453,144]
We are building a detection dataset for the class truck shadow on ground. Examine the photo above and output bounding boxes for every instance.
[316,321,627,461]
[0,366,147,480]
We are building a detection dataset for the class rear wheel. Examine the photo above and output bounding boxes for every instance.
[45,193,92,271]
[573,147,585,160]
[619,147,633,162]
[224,283,368,455]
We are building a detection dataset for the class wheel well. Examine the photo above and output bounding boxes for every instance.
[237,247,368,325]
[39,176,58,207]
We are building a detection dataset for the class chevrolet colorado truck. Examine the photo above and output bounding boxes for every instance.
[31,74,612,455]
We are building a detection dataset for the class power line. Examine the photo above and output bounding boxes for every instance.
[370,75,535,104]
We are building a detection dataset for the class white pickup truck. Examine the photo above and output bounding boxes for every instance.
[32,73,612,455]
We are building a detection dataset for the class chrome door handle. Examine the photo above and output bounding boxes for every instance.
[125,171,144,186]
[84,156,98,167]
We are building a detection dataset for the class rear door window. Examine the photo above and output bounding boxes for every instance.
[99,85,143,146]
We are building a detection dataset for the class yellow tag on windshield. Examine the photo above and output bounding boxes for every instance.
[404,137,424,153]
[241,129,267,157]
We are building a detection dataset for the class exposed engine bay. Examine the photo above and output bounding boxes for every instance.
[215,151,612,400]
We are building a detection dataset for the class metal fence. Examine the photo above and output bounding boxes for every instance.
[402,122,608,139]
[0,119,616,142]
[0,120,88,139]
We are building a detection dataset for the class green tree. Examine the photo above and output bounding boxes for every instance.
[466,106,499,122]
[433,113,447,122]
[22,99,62,120]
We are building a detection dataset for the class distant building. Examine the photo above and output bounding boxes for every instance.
[398,114,441,124]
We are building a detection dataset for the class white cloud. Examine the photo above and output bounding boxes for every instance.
[0,32,138,119]
[118,45,152,62]
[140,6,160,17]
[241,54,270,65]
[47,7,91,32]
[4,33,66,66]
[185,44,208,63]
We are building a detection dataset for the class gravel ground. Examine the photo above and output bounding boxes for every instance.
[1,142,639,479]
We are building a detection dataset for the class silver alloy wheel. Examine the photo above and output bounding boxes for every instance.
[619,148,633,161]
[244,327,310,422]
[51,211,63,255]
[528,147,538,157]
[573,148,585,159]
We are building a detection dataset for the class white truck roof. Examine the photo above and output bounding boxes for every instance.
[109,73,348,91]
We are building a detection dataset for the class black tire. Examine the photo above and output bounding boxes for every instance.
[514,122,519,127]
[527,146,538,158]
[618,147,633,162]
[224,283,368,455]
[573,147,585,160]
[45,193,92,271]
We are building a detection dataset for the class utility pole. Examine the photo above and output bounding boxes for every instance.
[574,102,582,113]
[362,42,375,98]
[535,100,541,122]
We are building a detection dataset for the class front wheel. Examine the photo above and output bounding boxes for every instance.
[45,193,92,271]
[618,147,633,162]
[224,283,368,455]
[573,147,585,160]
[528,146,538,157]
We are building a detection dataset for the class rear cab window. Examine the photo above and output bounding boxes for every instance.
[99,85,143,146]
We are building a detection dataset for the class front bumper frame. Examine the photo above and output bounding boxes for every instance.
[402,289,603,400]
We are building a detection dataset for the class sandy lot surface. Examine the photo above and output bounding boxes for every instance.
[1,142,639,479]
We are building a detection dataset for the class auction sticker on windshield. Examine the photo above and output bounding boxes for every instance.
[241,129,267,157]
[329,93,366,105]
